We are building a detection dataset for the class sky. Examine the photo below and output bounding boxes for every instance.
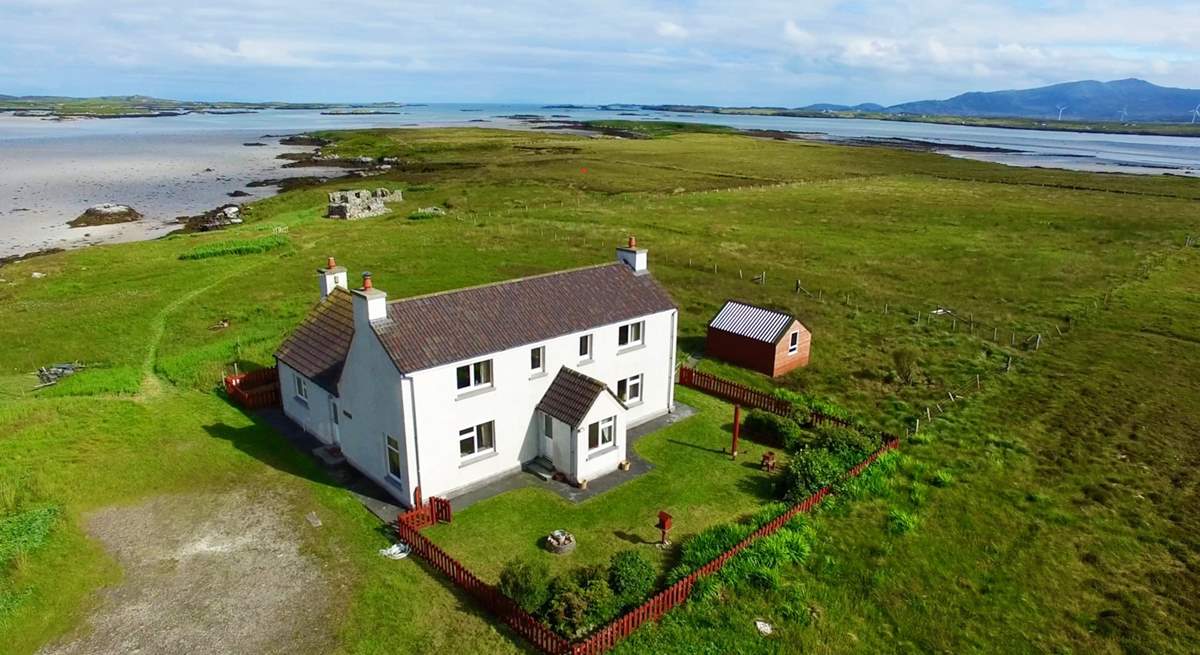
[0,1,1197,106]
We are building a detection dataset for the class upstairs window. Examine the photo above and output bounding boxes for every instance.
[788,331,800,354]
[618,321,644,348]
[459,420,496,458]
[617,374,643,404]
[587,416,616,451]
[579,334,593,360]
[456,359,493,392]
[530,346,545,374]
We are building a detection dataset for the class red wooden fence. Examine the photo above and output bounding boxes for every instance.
[223,366,281,410]
[394,439,900,655]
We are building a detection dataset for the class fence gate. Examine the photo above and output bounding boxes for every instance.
[431,497,453,523]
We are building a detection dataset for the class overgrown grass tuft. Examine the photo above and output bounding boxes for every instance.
[0,508,59,568]
[178,234,289,260]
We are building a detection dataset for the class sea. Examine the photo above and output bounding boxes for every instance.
[2,104,1198,258]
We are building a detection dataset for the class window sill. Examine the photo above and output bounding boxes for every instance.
[617,343,646,355]
[587,444,619,461]
[577,358,594,366]
[293,396,309,407]
[621,399,644,409]
[385,474,404,490]
[459,450,498,468]
[455,385,495,401]
[529,371,548,381]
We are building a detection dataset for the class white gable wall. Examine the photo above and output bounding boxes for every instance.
[335,323,415,505]
[573,390,627,484]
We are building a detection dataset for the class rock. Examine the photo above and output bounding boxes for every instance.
[31,272,46,279]
[754,620,773,636]
[227,190,251,197]
[222,206,240,219]
[68,203,142,228]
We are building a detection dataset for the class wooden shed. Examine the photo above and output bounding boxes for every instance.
[705,300,811,377]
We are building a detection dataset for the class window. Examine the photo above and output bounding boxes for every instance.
[530,346,545,374]
[542,413,554,439]
[293,374,308,401]
[459,420,496,458]
[587,416,616,451]
[579,334,593,360]
[788,331,800,354]
[617,374,643,404]
[385,435,403,480]
[618,321,644,347]
[456,359,493,391]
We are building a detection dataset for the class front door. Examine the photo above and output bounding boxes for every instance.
[539,412,554,462]
[329,399,341,445]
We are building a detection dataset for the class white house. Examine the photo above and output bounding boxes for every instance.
[275,239,678,507]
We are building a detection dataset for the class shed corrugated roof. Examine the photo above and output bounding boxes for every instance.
[371,262,676,374]
[536,367,622,427]
[274,287,355,394]
[708,300,795,343]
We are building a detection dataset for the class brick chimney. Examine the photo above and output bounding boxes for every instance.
[616,235,648,274]
[318,256,348,300]
[352,271,388,326]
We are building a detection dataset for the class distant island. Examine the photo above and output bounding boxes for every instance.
[0,94,409,119]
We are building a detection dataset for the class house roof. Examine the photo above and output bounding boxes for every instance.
[708,300,798,344]
[274,287,355,394]
[537,367,622,427]
[371,262,676,374]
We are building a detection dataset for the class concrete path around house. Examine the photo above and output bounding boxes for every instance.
[37,490,335,655]
[449,402,698,510]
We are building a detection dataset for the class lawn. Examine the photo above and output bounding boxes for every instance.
[0,124,1197,654]
[423,389,780,581]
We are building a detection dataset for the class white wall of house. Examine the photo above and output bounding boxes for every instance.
[407,306,677,499]
[278,361,339,446]
[335,320,414,505]
[573,391,627,484]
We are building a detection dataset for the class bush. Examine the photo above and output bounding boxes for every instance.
[892,348,920,384]
[742,409,805,450]
[498,557,550,613]
[540,566,619,638]
[810,425,876,465]
[608,551,655,610]
[779,449,844,503]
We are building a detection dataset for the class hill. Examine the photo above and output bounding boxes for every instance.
[888,78,1200,122]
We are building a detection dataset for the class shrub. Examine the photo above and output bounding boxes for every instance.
[178,234,289,260]
[540,566,620,638]
[892,348,920,384]
[810,425,876,464]
[498,557,550,613]
[608,551,655,610]
[779,449,844,502]
[742,409,805,450]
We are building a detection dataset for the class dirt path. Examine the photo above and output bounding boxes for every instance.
[37,490,334,655]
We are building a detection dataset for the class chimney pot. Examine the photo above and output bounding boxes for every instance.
[628,235,636,248]
[362,272,373,290]
[327,256,336,269]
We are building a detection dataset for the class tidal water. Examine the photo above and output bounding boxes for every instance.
[1,104,1197,258]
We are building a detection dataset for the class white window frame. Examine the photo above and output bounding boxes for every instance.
[617,373,643,404]
[293,373,308,402]
[385,434,403,481]
[587,416,616,451]
[459,420,496,459]
[542,413,554,439]
[530,345,546,374]
[456,359,493,392]
[579,333,593,361]
[618,321,644,348]
[788,331,800,354]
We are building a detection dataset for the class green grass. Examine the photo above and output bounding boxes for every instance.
[0,125,1197,653]
[178,234,290,260]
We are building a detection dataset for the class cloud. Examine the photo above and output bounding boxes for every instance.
[655,21,688,39]
[0,0,1195,104]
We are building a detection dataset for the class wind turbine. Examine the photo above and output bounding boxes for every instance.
[1118,107,1128,122]
[1056,104,1068,121]
[1192,104,1200,124]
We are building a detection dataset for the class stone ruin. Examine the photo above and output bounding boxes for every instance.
[326,188,402,220]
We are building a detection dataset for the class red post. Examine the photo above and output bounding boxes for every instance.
[731,404,741,459]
